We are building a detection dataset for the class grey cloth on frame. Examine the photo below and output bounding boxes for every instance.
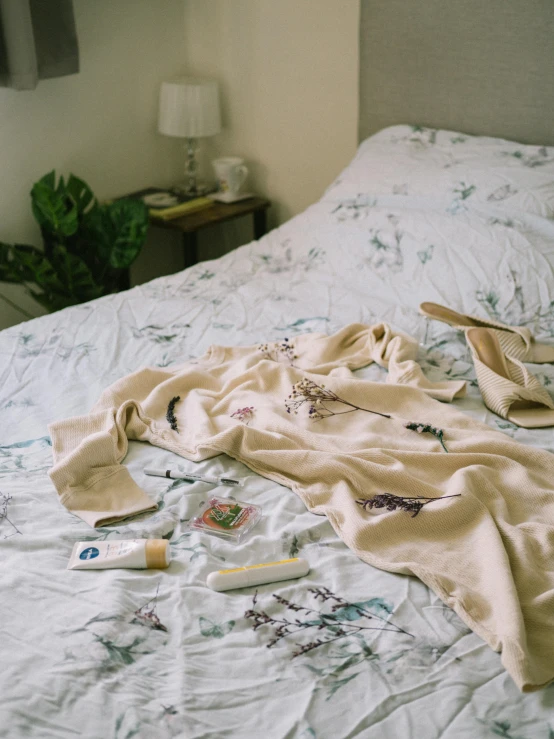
[0,0,79,90]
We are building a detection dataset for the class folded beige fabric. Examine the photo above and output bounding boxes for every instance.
[48,323,554,692]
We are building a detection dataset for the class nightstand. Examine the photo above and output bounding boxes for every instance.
[151,196,271,269]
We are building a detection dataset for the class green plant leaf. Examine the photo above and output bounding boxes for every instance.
[65,174,97,215]
[0,243,81,311]
[39,170,56,191]
[83,198,148,270]
[7,243,102,311]
[31,172,79,238]
[49,244,104,301]
[5,243,64,289]
[3,171,145,312]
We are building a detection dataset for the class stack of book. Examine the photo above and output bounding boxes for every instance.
[123,187,215,220]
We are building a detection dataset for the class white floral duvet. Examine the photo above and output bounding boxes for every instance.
[1,126,554,739]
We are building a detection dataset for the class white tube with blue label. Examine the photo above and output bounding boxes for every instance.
[67,539,170,570]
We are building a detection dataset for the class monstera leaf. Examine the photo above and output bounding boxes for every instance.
[1,242,103,312]
[48,245,103,302]
[64,173,96,215]
[5,244,64,290]
[31,172,79,240]
[82,198,149,271]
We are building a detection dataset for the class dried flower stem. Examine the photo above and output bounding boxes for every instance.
[0,491,21,539]
[230,406,255,424]
[308,587,413,637]
[245,586,412,657]
[259,337,298,366]
[356,492,461,518]
[405,422,449,452]
[166,396,180,432]
[286,378,391,420]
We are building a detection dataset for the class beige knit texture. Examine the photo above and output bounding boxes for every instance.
[48,324,554,692]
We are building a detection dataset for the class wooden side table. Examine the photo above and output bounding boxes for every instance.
[151,196,271,269]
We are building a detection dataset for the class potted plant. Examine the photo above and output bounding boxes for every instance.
[0,171,149,313]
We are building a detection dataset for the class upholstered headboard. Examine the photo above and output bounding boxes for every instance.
[359,0,554,146]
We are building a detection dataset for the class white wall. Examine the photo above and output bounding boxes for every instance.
[0,0,187,329]
[182,0,360,228]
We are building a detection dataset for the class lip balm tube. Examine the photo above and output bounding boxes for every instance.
[67,539,171,570]
[207,557,309,592]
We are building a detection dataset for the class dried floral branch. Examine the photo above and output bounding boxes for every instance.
[307,587,413,637]
[272,594,318,616]
[230,406,255,424]
[166,396,180,432]
[259,337,298,366]
[291,632,357,657]
[285,378,391,420]
[356,492,461,518]
[404,422,449,452]
[244,586,412,657]
[0,490,22,539]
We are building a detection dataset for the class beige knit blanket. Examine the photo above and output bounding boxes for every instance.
[48,324,554,692]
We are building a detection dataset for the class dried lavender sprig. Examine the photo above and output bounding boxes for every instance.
[285,378,391,420]
[166,396,180,432]
[272,594,318,615]
[245,586,412,655]
[244,606,314,647]
[405,422,449,452]
[356,492,461,518]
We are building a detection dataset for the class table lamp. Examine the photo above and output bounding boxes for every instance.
[158,77,222,196]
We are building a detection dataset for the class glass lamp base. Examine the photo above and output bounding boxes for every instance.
[171,181,215,198]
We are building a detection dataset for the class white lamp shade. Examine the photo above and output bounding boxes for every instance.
[158,77,221,138]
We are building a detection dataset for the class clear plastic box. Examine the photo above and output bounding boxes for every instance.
[188,495,262,543]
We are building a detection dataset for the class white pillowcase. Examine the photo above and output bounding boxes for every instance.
[324,125,554,218]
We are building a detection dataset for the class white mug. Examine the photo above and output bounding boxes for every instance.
[212,157,248,196]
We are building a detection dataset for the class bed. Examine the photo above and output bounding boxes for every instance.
[2,3,554,738]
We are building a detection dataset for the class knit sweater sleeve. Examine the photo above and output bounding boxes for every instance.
[48,404,157,528]
[291,323,466,401]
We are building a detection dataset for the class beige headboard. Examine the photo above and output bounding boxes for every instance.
[359,0,554,146]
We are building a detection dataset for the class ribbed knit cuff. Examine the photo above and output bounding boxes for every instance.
[55,466,157,528]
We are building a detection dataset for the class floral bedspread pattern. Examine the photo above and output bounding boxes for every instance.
[1,126,554,738]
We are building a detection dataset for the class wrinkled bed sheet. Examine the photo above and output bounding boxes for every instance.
[1,126,554,738]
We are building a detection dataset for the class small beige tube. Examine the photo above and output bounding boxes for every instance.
[68,539,171,570]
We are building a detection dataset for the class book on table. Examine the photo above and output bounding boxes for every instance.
[122,187,215,220]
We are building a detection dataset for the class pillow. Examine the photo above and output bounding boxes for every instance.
[323,125,554,219]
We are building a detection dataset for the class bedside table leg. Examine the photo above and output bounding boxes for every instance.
[253,209,267,240]
[183,231,198,269]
